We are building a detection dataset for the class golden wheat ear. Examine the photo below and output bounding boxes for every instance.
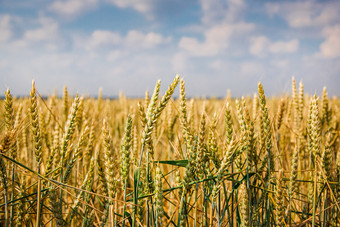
[102,119,117,201]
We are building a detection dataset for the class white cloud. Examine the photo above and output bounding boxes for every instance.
[249,36,299,57]
[179,22,254,57]
[266,1,339,60]
[84,30,121,50]
[105,0,154,19]
[0,15,12,43]
[49,0,98,17]
[75,29,171,51]
[318,25,340,59]
[23,17,59,43]
[249,36,269,58]
[0,59,8,69]
[174,0,253,73]
[176,0,253,59]
[209,60,223,70]
[1,16,62,51]
[125,30,171,49]
[172,53,187,71]
[107,50,123,62]
[200,0,246,25]
[266,1,340,28]
[105,0,199,21]
[241,61,264,76]
[2,0,340,98]
[269,39,299,54]
[271,59,289,68]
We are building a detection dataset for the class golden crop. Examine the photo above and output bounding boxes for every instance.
[0,76,339,226]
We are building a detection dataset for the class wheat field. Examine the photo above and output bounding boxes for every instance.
[0,75,339,226]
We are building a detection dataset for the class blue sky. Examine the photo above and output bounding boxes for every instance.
[0,0,339,97]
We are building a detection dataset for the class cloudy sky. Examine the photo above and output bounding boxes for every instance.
[0,0,339,97]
